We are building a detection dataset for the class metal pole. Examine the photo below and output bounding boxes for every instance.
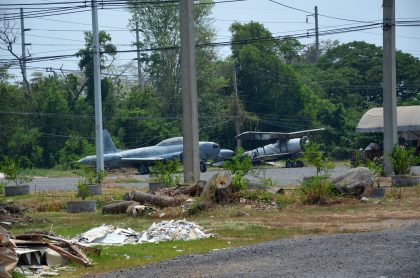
[180,0,200,184]
[383,0,397,176]
[233,64,241,148]
[91,0,104,172]
[135,21,142,88]
[314,6,320,60]
[20,8,27,86]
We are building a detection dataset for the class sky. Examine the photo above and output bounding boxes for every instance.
[1,0,419,83]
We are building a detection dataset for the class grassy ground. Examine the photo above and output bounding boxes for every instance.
[3,184,420,277]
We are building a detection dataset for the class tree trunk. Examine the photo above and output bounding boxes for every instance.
[201,174,233,204]
[215,183,234,204]
[173,180,207,196]
[127,191,185,207]
[102,201,140,214]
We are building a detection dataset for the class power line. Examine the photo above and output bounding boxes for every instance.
[2,23,384,65]
[267,0,375,23]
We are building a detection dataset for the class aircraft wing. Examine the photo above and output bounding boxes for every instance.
[120,152,182,164]
[121,157,165,164]
[235,128,325,141]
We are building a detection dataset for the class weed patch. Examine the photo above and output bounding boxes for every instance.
[299,176,337,205]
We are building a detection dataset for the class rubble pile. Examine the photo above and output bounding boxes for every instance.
[0,202,34,227]
[0,227,96,277]
[75,220,214,245]
[139,220,213,243]
[77,225,142,245]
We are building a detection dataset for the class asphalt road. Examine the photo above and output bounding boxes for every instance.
[26,166,351,193]
[92,221,420,278]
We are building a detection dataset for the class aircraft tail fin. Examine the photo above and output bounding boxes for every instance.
[103,129,118,154]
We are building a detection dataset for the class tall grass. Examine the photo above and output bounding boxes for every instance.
[299,176,336,205]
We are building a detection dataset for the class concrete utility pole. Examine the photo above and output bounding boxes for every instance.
[382,0,397,176]
[91,0,104,172]
[314,6,320,60]
[233,64,241,148]
[20,8,30,87]
[135,21,142,88]
[180,0,200,184]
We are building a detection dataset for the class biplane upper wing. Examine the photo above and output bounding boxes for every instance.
[235,128,325,141]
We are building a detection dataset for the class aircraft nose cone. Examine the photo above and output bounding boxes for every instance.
[219,149,234,159]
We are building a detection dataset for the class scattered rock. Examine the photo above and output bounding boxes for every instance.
[330,167,374,197]
[236,210,248,217]
[276,188,285,194]
[360,197,369,203]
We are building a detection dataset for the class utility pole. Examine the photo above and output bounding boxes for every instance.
[91,0,104,173]
[135,21,142,88]
[20,8,31,88]
[314,6,320,60]
[180,0,200,184]
[233,64,241,148]
[383,0,397,176]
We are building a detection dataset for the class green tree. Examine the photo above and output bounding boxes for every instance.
[76,31,117,107]
[230,22,317,132]
[127,0,217,115]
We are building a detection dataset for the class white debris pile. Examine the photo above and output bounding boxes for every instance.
[76,225,142,245]
[138,220,213,243]
[74,220,214,245]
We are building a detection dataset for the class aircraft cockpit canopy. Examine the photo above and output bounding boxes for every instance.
[156,137,183,146]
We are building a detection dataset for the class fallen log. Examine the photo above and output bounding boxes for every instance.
[102,201,140,214]
[165,180,207,197]
[127,191,185,207]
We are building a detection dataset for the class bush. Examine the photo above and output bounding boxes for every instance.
[388,144,418,175]
[149,160,181,187]
[0,157,32,186]
[302,142,333,176]
[76,180,90,200]
[75,166,107,185]
[224,148,252,191]
[299,176,336,205]
[0,181,5,195]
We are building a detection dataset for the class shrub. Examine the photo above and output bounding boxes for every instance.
[224,148,252,191]
[75,166,107,185]
[0,181,5,195]
[76,180,90,200]
[302,142,333,176]
[149,159,181,187]
[299,176,336,205]
[388,144,418,175]
[0,157,32,186]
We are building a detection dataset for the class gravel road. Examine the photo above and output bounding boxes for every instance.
[26,166,350,192]
[93,221,420,278]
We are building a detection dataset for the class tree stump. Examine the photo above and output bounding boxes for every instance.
[102,201,139,214]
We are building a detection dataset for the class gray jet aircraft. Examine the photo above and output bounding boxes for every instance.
[235,128,325,168]
[78,130,230,174]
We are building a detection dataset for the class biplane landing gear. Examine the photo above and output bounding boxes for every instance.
[137,164,150,175]
[200,160,207,173]
[296,161,304,167]
[285,160,304,168]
